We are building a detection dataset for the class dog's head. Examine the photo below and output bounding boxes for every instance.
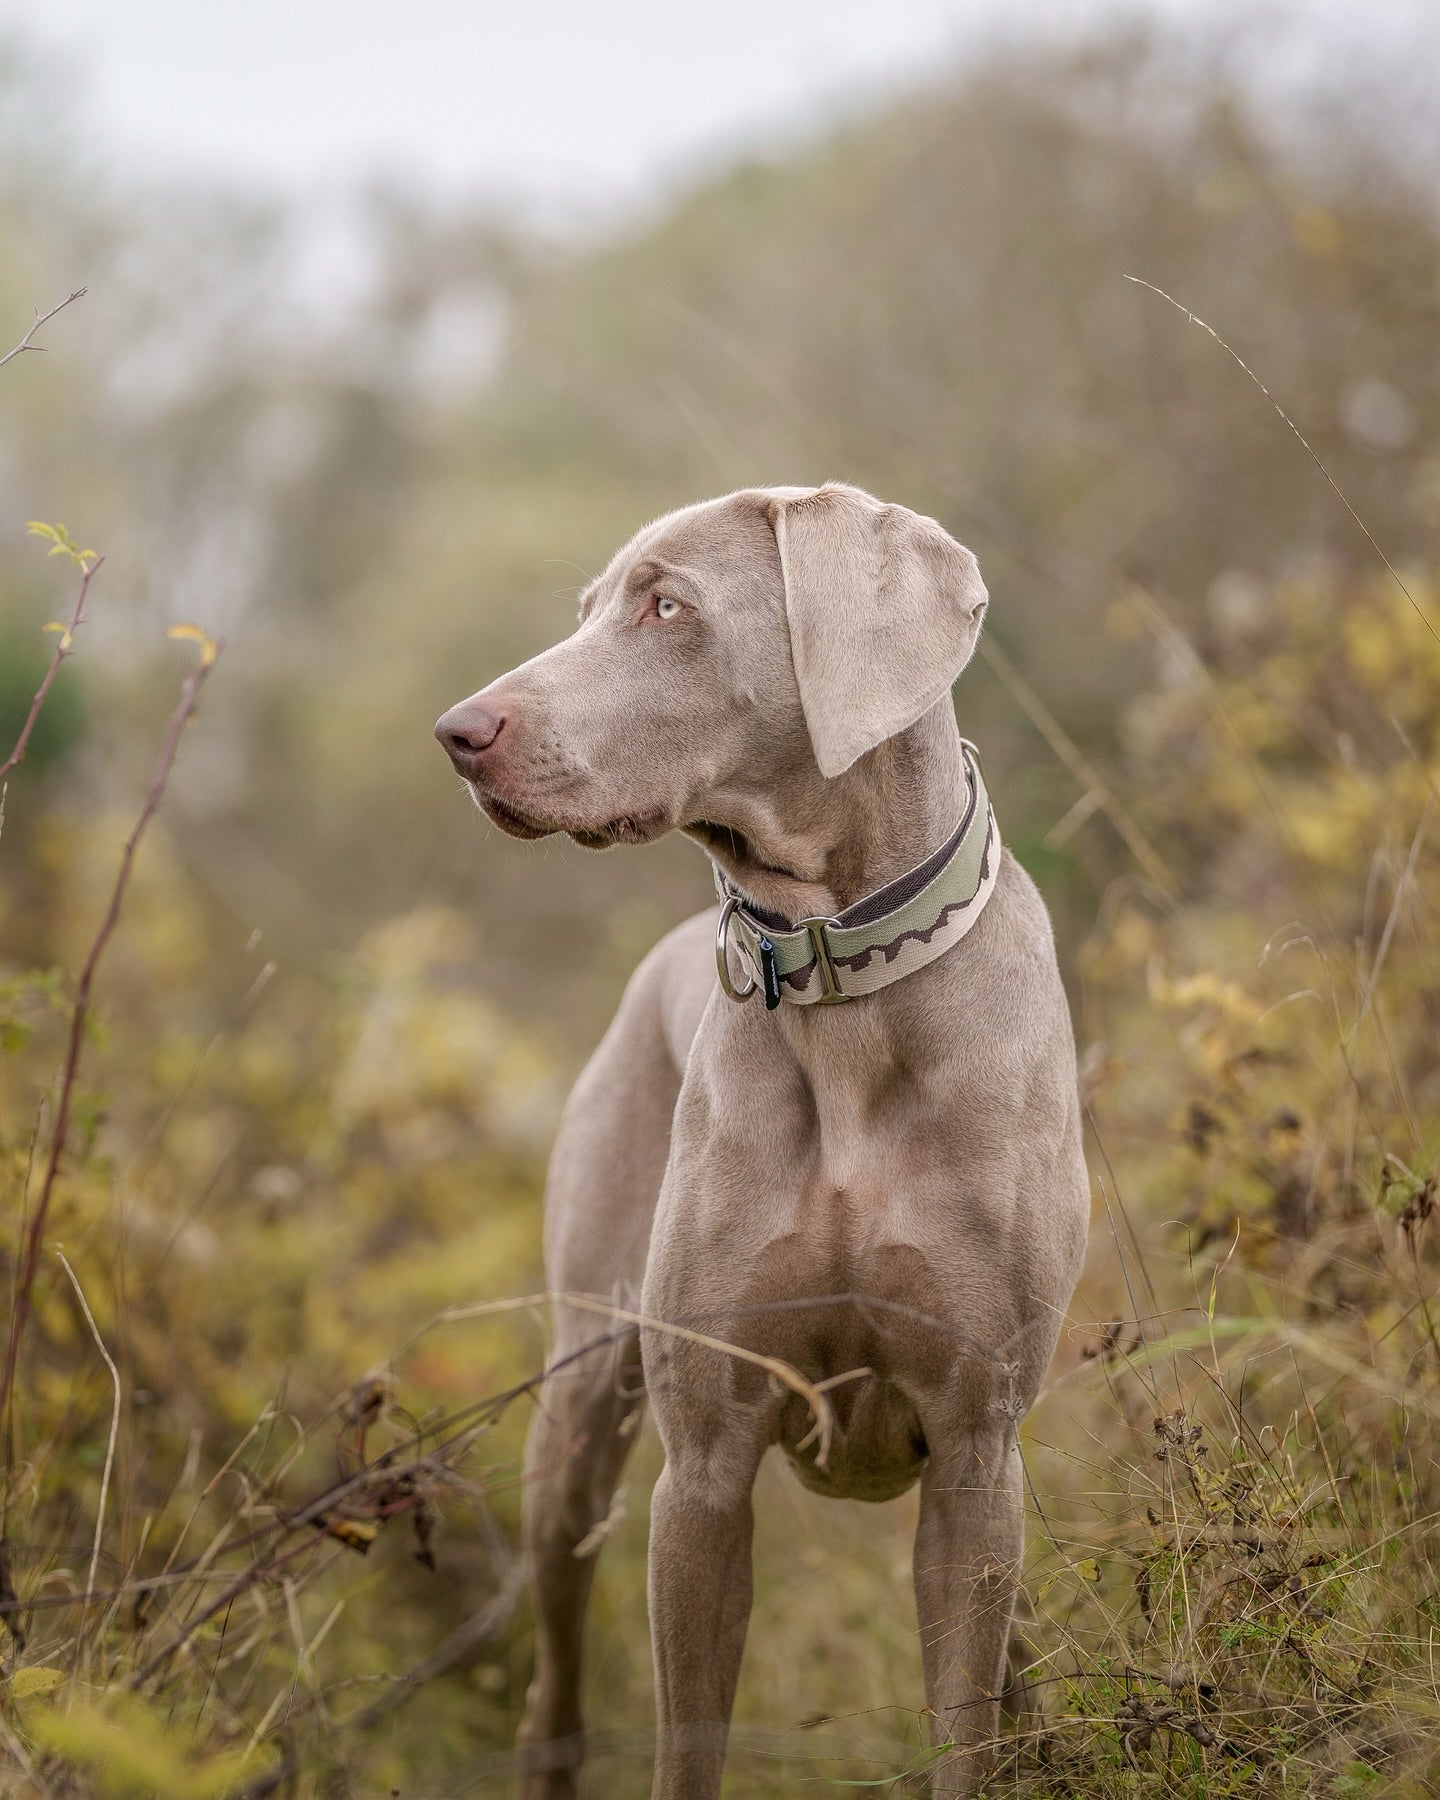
[435,483,987,890]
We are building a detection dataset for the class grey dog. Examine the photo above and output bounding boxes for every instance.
[435,483,1089,1797]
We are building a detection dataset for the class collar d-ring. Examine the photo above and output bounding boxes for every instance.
[715,895,758,1001]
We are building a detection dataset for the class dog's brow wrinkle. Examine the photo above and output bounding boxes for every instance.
[624,555,680,595]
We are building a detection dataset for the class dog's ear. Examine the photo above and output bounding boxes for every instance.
[767,483,988,779]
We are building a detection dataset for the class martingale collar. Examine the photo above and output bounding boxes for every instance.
[713,740,1000,1009]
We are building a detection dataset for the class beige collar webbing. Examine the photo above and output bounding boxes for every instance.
[713,740,1001,1009]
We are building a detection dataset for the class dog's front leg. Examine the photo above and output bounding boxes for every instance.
[638,1002,802,1797]
[912,1430,1024,1795]
[645,1419,767,1800]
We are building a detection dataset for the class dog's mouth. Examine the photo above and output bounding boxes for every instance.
[473,788,554,841]
[470,783,669,850]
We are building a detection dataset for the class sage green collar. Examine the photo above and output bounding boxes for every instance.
[713,740,1000,1009]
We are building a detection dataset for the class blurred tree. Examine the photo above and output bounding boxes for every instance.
[4,28,1440,1044]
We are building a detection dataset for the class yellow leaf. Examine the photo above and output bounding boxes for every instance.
[167,622,219,667]
[1035,1557,1101,1600]
[26,521,97,567]
[8,1665,66,1699]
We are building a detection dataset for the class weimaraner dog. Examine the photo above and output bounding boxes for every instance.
[435,484,1089,1797]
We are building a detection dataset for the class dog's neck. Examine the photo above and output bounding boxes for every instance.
[691,701,969,922]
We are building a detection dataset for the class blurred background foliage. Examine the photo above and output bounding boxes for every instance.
[2,19,1440,1797]
[5,28,1440,1024]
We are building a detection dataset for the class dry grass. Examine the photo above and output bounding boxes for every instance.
[2,301,1439,1796]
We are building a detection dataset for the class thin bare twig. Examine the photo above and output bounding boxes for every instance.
[0,288,87,374]
[1125,275,1440,648]
[0,636,221,1427]
[419,1289,840,1467]
[0,554,102,796]
[56,1250,121,1653]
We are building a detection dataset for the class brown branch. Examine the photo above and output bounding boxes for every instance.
[7,1328,623,1632]
[131,1535,323,1689]
[0,289,87,374]
[232,1566,524,1800]
[0,554,102,791]
[0,636,222,1426]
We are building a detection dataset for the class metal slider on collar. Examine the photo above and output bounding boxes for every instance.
[800,918,843,1002]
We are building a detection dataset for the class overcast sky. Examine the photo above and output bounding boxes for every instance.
[2,0,1433,219]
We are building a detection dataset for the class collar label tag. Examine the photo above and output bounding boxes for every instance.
[758,936,782,1011]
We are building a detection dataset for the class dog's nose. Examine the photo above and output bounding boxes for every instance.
[435,700,505,768]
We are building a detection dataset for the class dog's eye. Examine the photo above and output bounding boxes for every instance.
[655,596,681,620]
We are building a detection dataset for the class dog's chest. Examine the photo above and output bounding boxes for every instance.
[661,1000,1034,1401]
